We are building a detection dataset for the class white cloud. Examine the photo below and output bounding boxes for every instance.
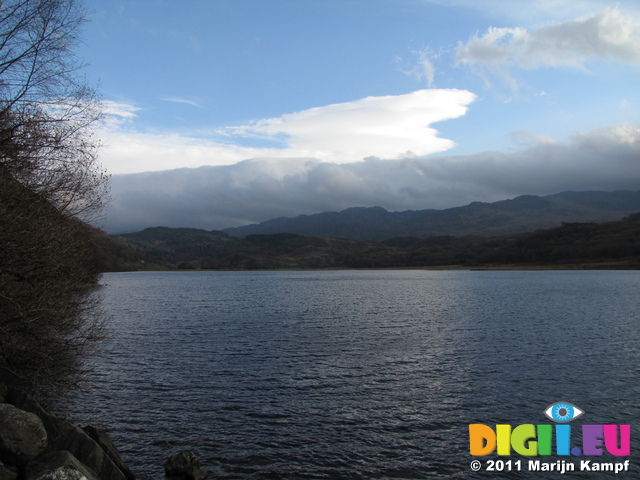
[97,99,286,174]
[101,101,141,126]
[97,129,286,174]
[223,89,476,163]
[99,101,143,139]
[160,97,204,108]
[97,89,476,174]
[456,8,640,87]
[397,48,439,87]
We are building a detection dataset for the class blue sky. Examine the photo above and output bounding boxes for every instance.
[78,0,640,232]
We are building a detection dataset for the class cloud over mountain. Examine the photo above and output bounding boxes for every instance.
[103,122,640,233]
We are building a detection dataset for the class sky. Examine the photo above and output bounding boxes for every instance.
[77,0,640,233]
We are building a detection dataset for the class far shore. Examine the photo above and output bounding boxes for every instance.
[107,259,640,274]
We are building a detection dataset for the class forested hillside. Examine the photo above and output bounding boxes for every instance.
[98,213,640,271]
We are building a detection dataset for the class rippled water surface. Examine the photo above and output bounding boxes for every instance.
[67,270,640,479]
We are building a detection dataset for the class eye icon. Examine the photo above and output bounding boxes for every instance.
[544,402,584,423]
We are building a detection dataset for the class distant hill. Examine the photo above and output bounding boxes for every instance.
[99,212,640,271]
[222,190,640,241]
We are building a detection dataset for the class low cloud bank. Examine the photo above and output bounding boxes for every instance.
[102,123,640,234]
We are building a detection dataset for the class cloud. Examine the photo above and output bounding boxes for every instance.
[96,89,475,174]
[222,89,475,163]
[160,97,204,108]
[101,101,141,127]
[102,122,640,233]
[456,8,640,87]
[509,130,557,147]
[97,129,287,174]
[97,101,285,174]
[396,48,439,87]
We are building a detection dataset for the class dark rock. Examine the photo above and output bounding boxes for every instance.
[25,450,99,480]
[0,385,136,480]
[4,388,72,447]
[0,461,17,480]
[83,426,135,480]
[0,403,48,465]
[164,451,208,480]
[53,425,127,480]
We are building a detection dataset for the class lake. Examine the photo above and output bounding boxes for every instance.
[66,270,640,479]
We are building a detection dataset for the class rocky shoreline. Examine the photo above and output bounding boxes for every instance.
[0,382,208,480]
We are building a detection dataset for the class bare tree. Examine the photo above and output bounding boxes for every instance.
[0,168,105,396]
[0,0,108,220]
[0,0,108,398]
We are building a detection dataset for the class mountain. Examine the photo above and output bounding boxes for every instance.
[222,190,640,241]
[99,212,640,271]
[108,226,234,262]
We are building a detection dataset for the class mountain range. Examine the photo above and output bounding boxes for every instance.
[93,189,640,271]
[221,189,640,241]
[95,212,640,271]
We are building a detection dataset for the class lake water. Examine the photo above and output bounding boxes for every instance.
[66,270,640,479]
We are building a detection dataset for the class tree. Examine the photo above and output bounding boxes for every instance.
[0,0,108,220]
[0,170,105,396]
[0,0,108,398]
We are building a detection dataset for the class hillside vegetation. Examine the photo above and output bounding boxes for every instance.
[96,212,640,271]
[0,0,109,397]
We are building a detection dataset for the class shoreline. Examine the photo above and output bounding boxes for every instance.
[106,259,640,274]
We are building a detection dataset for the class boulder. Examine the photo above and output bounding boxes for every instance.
[164,451,208,480]
[82,426,135,480]
[0,461,17,480]
[0,403,48,465]
[0,384,138,479]
[4,388,72,447]
[25,450,99,480]
[54,426,127,480]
